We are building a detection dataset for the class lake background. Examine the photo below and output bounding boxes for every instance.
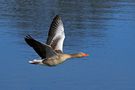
[0,0,135,90]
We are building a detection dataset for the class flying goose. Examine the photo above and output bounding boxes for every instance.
[24,15,88,66]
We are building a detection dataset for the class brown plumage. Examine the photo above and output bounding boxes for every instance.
[24,15,88,66]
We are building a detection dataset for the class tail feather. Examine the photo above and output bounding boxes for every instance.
[29,59,43,64]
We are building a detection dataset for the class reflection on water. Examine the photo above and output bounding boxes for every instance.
[0,0,135,90]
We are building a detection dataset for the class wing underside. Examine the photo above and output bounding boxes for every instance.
[46,15,65,53]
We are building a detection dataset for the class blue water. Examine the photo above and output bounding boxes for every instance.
[0,0,135,90]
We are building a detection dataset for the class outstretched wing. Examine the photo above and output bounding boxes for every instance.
[46,15,65,53]
[25,35,57,59]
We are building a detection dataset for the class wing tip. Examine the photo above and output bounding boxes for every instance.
[24,34,35,46]
[24,34,33,40]
[55,15,60,18]
[54,15,61,21]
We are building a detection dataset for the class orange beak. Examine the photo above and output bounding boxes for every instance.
[83,53,89,57]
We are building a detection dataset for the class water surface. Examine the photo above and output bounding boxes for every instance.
[0,0,135,90]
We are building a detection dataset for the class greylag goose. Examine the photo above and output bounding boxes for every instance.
[24,15,88,66]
